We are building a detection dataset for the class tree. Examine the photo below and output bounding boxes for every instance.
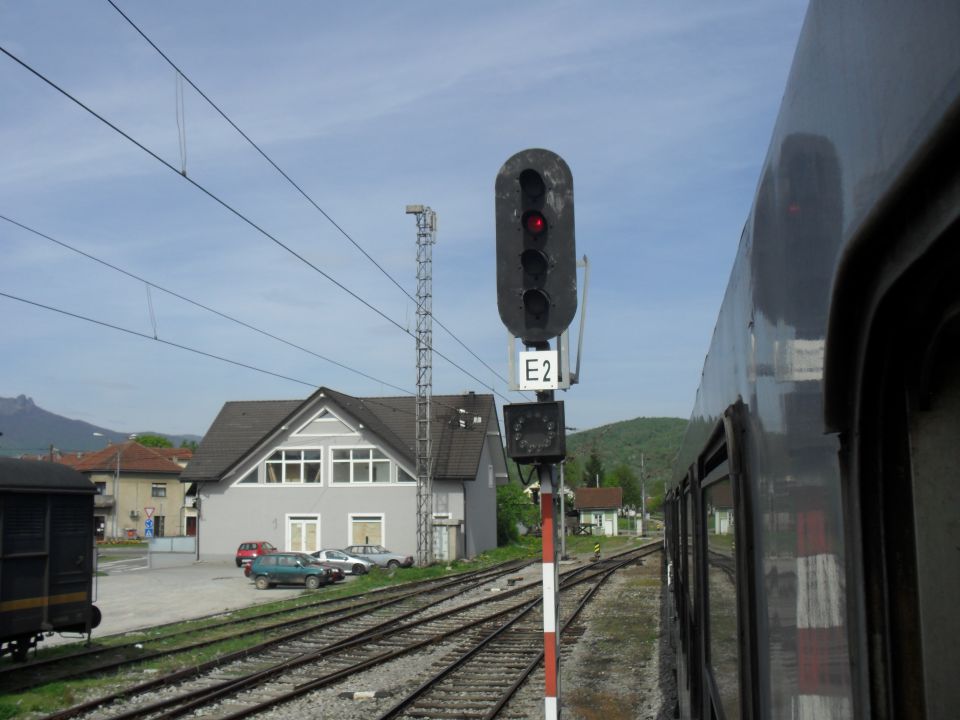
[179,439,199,451]
[562,455,583,490]
[608,463,642,509]
[496,483,540,545]
[136,434,173,448]
[582,449,605,488]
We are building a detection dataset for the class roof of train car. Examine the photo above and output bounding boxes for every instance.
[0,457,95,492]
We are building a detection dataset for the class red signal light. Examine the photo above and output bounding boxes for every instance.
[525,212,546,235]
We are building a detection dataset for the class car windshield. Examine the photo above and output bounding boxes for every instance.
[263,542,276,550]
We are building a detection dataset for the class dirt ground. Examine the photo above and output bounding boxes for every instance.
[560,552,677,720]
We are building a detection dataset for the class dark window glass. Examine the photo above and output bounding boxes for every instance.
[686,491,696,612]
[705,478,740,717]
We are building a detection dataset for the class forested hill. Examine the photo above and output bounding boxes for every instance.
[564,416,688,508]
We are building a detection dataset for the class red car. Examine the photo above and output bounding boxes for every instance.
[235,541,276,567]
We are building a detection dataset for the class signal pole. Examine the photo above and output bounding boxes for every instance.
[406,205,436,568]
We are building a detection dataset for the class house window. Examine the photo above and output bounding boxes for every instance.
[95,482,107,495]
[350,515,383,545]
[332,448,390,483]
[151,483,167,498]
[398,467,416,483]
[265,449,322,484]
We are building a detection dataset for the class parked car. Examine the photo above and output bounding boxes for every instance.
[249,552,334,590]
[235,540,276,567]
[343,544,414,569]
[310,549,374,575]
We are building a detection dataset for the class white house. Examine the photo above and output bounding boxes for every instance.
[180,387,509,563]
[574,487,623,537]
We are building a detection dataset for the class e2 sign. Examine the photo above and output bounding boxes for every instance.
[518,350,559,391]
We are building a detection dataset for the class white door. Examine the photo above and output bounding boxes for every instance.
[287,515,320,553]
[433,525,449,561]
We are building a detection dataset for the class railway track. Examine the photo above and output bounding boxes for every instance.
[42,542,659,720]
[0,559,533,698]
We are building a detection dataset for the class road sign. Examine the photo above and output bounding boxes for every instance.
[518,350,559,390]
[144,517,154,538]
[144,507,155,518]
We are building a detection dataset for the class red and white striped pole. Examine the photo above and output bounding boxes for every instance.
[539,463,561,719]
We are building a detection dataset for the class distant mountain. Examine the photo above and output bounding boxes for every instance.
[0,395,202,456]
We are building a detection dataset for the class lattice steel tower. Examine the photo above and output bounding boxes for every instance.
[405,205,436,567]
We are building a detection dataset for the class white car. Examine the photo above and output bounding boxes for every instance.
[310,549,374,575]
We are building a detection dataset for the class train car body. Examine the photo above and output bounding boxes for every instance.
[666,2,960,718]
[0,458,100,660]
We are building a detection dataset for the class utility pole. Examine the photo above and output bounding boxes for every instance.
[406,205,436,568]
[640,453,647,537]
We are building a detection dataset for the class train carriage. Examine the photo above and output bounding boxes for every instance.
[0,457,101,660]
[665,2,960,718]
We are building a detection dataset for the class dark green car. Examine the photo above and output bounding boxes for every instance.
[250,552,334,590]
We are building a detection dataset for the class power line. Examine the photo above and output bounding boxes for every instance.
[0,43,513,404]
[0,213,412,396]
[0,290,320,388]
[0,288,492,421]
[1,214,496,418]
[104,0,513,391]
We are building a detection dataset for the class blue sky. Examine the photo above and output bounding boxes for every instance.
[0,1,808,439]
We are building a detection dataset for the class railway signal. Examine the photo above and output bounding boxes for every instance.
[503,400,566,464]
[495,148,577,344]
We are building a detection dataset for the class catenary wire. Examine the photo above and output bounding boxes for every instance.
[0,291,318,389]
[0,44,513,405]
[104,0,515,392]
[0,290,492,424]
[0,213,412,396]
[1,214,493,419]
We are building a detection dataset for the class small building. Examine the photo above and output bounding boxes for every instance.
[68,442,194,540]
[574,487,623,536]
[179,387,508,563]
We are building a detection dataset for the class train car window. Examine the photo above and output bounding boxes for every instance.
[686,485,696,619]
[697,403,754,720]
[703,474,740,719]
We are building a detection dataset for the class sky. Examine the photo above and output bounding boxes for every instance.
[0,1,808,441]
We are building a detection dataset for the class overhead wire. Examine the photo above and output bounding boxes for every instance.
[1,214,492,418]
[0,289,489,422]
[104,0,514,393]
[0,291,319,389]
[0,43,514,405]
[0,213,412,396]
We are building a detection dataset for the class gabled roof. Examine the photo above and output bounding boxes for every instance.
[180,387,499,484]
[574,487,624,510]
[70,440,185,475]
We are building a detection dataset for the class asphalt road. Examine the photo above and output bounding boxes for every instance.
[44,558,320,648]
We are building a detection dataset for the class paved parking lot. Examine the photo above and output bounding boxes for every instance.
[45,560,320,648]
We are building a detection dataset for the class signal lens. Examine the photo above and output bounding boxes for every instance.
[524,212,546,235]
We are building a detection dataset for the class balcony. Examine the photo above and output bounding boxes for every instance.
[93,495,116,509]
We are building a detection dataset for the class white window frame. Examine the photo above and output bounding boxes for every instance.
[348,512,385,546]
[232,447,324,486]
[331,447,391,485]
